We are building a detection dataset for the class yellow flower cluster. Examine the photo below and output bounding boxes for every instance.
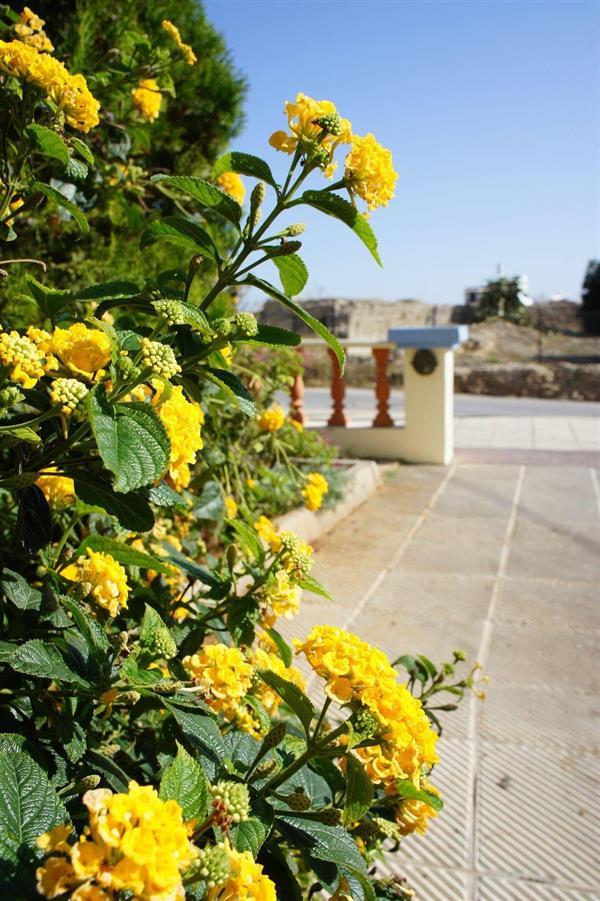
[15,6,54,53]
[37,469,75,508]
[155,386,204,490]
[260,569,302,628]
[250,645,305,716]
[161,19,198,66]
[224,495,238,518]
[27,326,58,372]
[36,782,197,900]
[302,471,329,511]
[257,404,285,433]
[0,328,44,387]
[269,93,351,179]
[132,78,162,122]
[206,845,276,901]
[216,171,246,205]
[344,133,398,212]
[253,515,280,550]
[0,39,99,132]
[295,626,439,786]
[394,781,441,835]
[62,549,129,618]
[183,643,253,722]
[51,323,111,377]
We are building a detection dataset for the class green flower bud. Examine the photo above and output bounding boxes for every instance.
[312,145,331,169]
[453,649,467,662]
[0,385,24,417]
[194,845,231,890]
[262,722,286,749]
[314,808,342,826]
[49,378,89,415]
[250,181,265,228]
[233,312,258,337]
[271,240,302,257]
[314,112,342,136]
[212,317,234,338]
[285,788,311,812]
[154,299,185,326]
[141,338,181,380]
[211,781,250,823]
[116,355,141,381]
[353,707,380,740]
[372,816,403,841]
[281,223,306,237]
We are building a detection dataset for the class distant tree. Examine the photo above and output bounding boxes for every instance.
[473,276,531,325]
[581,260,600,334]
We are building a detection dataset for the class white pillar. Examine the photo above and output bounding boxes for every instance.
[402,348,454,464]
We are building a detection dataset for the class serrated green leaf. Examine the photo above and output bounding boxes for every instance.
[70,136,94,165]
[228,520,264,562]
[264,628,292,667]
[276,816,367,873]
[160,743,210,821]
[25,124,69,165]
[298,575,332,601]
[163,546,225,592]
[343,756,373,826]
[7,639,89,686]
[241,275,345,372]
[73,474,154,532]
[396,778,444,811]
[151,175,242,227]
[258,670,315,734]
[272,253,308,296]
[245,323,301,347]
[1,569,42,611]
[212,151,277,189]
[204,367,256,417]
[296,190,382,265]
[64,157,88,183]
[59,596,110,656]
[168,704,226,764]
[32,181,89,235]
[1,425,40,444]
[141,216,219,260]
[231,815,271,855]
[27,276,73,319]
[0,748,68,891]
[77,281,140,301]
[88,385,170,492]
[148,481,181,507]
[74,535,172,573]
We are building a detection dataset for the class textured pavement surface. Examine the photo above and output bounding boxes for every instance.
[279,458,600,900]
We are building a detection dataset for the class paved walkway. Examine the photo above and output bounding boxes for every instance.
[279,461,600,899]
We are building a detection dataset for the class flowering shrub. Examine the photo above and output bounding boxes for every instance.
[0,14,480,896]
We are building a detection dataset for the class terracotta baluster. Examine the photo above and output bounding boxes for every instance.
[327,347,348,426]
[372,346,394,427]
[290,371,306,424]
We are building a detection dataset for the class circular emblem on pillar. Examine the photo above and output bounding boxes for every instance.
[411,348,438,375]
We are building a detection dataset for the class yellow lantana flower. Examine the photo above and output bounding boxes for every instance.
[261,569,302,628]
[302,471,329,511]
[394,780,441,835]
[161,19,197,65]
[155,385,204,490]
[269,93,351,158]
[250,646,305,716]
[0,329,44,387]
[132,78,162,122]
[183,643,253,722]
[206,845,276,900]
[15,6,54,53]
[224,495,238,518]
[344,133,398,211]
[253,515,281,552]
[62,549,129,618]
[257,405,285,433]
[51,323,111,377]
[216,171,246,205]
[36,468,75,508]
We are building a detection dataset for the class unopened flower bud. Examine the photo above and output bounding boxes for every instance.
[314,808,342,826]
[211,781,250,824]
[49,378,89,415]
[141,338,181,380]
[281,223,305,237]
[314,111,342,136]
[233,312,258,337]
[212,317,233,338]
[262,722,286,749]
[79,774,101,792]
[250,181,265,227]
[194,845,230,889]
[285,788,311,811]
[0,385,24,416]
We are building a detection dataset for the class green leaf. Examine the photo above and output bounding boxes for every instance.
[228,520,264,562]
[25,124,69,165]
[87,750,130,793]
[27,276,73,319]
[88,385,170,492]
[277,816,367,873]
[297,190,381,266]
[150,175,242,227]
[343,756,373,826]
[241,275,346,372]
[7,640,89,686]
[416,654,438,678]
[396,778,444,812]
[264,628,292,667]
[272,254,308,296]
[148,481,181,507]
[70,136,94,165]
[298,575,332,601]
[77,281,139,301]
[140,216,219,260]
[231,815,271,855]
[204,367,256,417]
[60,597,110,657]
[73,474,154,532]
[212,151,277,188]
[163,546,225,592]
[245,323,301,347]
[140,604,177,659]
[160,742,210,821]
[31,181,89,235]
[340,865,377,901]
[64,157,88,183]
[226,596,260,646]
[1,569,41,611]
[74,535,172,573]
[0,748,68,891]
[257,670,315,734]
[167,704,226,765]
[1,425,40,444]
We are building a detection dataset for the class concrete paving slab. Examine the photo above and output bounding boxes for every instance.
[476,743,599,887]
[497,577,599,631]
[377,860,471,900]
[400,514,508,576]
[507,519,600,582]
[432,465,519,519]
[477,875,600,900]
[368,571,495,622]
[517,466,600,526]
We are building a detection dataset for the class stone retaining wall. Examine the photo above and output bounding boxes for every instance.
[454,362,600,401]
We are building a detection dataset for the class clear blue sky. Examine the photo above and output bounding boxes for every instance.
[203,0,599,305]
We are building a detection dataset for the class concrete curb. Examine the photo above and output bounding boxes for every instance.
[275,459,382,544]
